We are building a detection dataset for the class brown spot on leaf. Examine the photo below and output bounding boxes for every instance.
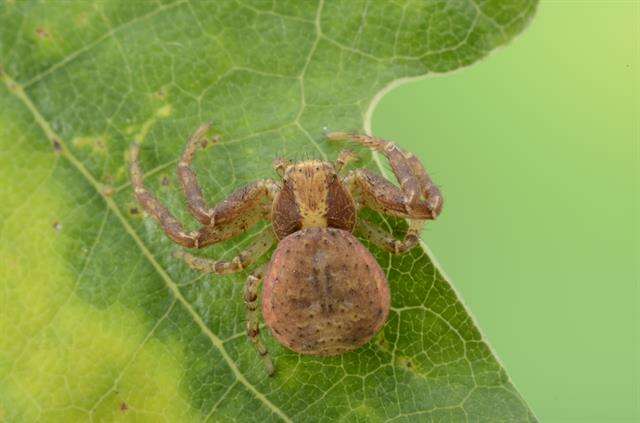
[120,402,128,413]
[52,139,62,154]
[102,186,115,197]
[35,27,50,39]
[75,12,88,27]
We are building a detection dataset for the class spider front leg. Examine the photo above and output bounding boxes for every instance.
[193,180,280,248]
[131,142,199,247]
[131,136,279,249]
[177,123,282,248]
[244,265,275,376]
[272,157,291,178]
[174,229,275,274]
[335,149,359,174]
[328,132,443,219]
[177,123,220,225]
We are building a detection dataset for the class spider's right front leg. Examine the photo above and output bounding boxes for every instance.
[177,123,219,225]
[131,142,198,248]
[193,179,279,248]
[131,141,279,249]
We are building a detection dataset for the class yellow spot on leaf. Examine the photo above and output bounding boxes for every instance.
[0,149,201,421]
[133,105,173,144]
[156,104,172,118]
[75,12,88,28]
[72,135,108,156]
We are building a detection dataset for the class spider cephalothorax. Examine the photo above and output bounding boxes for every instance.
[130,125,442,376]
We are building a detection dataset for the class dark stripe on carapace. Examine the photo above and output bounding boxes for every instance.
[271,182,302,239]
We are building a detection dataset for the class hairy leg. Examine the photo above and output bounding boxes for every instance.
[177,123,220,225]
[244,265,275,376]
[193,180,280,248]
[131,140,280,249]
[174,229,275,274]
[328,132,443,219]
[272,157,291,178]
[131,142,198,248]
[356,218,424,254]
[335,149,358,174]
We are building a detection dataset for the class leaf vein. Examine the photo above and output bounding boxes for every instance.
[22,0,187,89]
[1,71,293,423]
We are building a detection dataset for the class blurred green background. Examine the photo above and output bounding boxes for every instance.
[374,2,638,422]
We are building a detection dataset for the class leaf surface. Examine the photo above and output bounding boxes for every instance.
[0,1,537,421]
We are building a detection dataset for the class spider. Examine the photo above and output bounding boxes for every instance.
[130,124,443,376]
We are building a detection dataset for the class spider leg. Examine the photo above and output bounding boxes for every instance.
[177,123,282,247]
[177,123,220,225]
[356,218,425,254]
[244,265,275,376]
[335,149,358,174]
[131,142,198,248]
[272,157,291,178]
[328,132,443,219]
[193,179,280,248]
[132,138,279,249]
[174,229,275,274]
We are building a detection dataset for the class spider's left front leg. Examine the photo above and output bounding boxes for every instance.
[328,132,443,254]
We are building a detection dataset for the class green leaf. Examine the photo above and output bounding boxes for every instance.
[0,1,538,421]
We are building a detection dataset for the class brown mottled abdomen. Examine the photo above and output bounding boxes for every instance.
[262,227,390,355]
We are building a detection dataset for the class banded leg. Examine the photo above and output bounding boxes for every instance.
[272,158,291,178]
[177,123,281,247]
[328,132,443,219]
[174,229,275,274]
[177,123,220,225]
[131,142,198,248]
[244,265,275,376]
[335,149,358,174]
[356,219,424,254]
[193,180,280,248]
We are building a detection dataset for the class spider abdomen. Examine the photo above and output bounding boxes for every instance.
[262,227,390,356]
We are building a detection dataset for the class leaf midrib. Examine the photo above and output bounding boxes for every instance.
[0,71,293,423]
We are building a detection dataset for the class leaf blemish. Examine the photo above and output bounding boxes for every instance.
[35,27,50,39]
[102,186,115,197]
[75,12,88,27]
[72,135,108,156]
[52,138,62,154]
[156,104,172,118]
[154,89,166,100]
